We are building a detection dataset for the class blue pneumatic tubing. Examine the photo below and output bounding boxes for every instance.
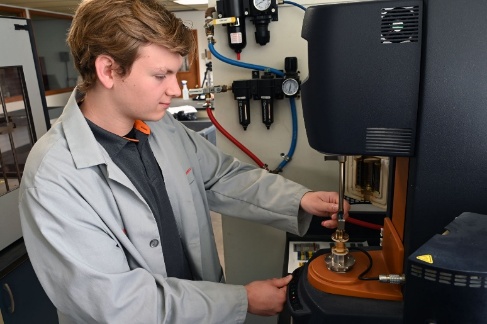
[277,97,298,171]
[208,42,298,172]
[208,42,285,77]
[283,0,306,11]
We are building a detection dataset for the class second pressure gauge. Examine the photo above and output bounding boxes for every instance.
[253,0,272,11]
[282,78,300,96]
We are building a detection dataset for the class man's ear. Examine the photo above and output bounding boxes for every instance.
[95,55,116,89]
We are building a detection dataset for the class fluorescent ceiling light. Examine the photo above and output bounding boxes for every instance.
[174,0,208,4]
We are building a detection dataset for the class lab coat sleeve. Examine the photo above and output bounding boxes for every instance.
[19,184,247,324]
[179,123,313,236]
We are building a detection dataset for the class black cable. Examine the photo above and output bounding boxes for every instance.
[350,246,379,281]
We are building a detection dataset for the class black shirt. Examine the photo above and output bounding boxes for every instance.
[87,119,192,280]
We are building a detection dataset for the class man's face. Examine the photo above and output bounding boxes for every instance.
[112,44,183,122]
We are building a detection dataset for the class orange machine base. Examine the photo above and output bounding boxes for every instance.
[307,250,403,301]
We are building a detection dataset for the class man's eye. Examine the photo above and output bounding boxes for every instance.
[155,75,166,80]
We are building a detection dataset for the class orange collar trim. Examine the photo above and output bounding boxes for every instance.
[134,120,151,135]
[122,136,139,142]
[121,120,151,142]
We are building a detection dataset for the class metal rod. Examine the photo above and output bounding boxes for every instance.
[337,155,346,230]
[338,155,345,217]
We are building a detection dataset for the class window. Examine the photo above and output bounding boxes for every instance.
[29,11,78,93]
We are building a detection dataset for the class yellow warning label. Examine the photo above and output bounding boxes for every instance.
[417,254,433,264]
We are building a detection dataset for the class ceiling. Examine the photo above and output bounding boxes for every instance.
[0,0,208,15]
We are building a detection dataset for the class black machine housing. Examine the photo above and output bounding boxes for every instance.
[405,212,487,323]
[291,0,487,322]
[301,0,422,156]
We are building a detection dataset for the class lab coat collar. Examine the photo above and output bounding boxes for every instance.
[61,89,107,169]
[60,89,177,171]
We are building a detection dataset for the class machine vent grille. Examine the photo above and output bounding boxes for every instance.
[365,128,413,155]
[410,264,487,288]
[381,6,420,44]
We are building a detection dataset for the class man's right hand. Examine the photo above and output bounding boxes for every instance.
[244,275,292,316]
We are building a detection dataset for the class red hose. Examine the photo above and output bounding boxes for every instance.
[347,217,383,231]
[206,106,268,169]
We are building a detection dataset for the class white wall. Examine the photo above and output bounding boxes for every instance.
[209,0,346,188]
[44,91,71,107]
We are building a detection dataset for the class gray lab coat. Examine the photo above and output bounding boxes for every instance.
[19,90,312,323]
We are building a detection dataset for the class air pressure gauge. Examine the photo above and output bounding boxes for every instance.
[253,0,272,11]
[282,78,300,96]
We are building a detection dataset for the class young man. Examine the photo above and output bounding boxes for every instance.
[19,0,349,322]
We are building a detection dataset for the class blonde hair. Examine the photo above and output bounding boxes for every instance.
[67,0,195,93]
